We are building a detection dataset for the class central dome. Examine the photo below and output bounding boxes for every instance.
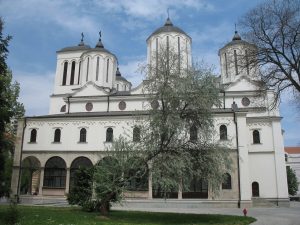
[147,17,190,41]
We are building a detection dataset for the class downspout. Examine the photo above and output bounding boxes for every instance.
[232,103,241,208]
[67,95,71,114]
[16,117,27,203]
[107,95,110,112]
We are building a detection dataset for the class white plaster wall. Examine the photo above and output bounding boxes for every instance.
[249,153,278,198]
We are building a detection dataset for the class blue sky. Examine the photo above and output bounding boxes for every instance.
[0,0,299,146]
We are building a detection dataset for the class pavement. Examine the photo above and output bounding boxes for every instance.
[112,201,300,225]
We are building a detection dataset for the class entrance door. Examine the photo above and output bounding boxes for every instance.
[252,182,259,197]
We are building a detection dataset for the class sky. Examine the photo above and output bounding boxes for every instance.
[0,0,299,146]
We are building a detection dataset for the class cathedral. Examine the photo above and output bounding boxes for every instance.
[11,17,289,207]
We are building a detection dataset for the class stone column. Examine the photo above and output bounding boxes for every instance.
[38,168,44,196]
[65,168,70,195]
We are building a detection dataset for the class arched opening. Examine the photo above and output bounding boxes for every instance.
[222,173,232,189]
[20,156,41,195]
[220,125,227,140]
[79,128,87,142]
[252,181,260,197]
[70,157,93,189]
[54,129,61,143]
[30,129,37,143]
[106,128,113,142]
[189,125,197,142]
[70,61,75,85]
[43,156,66,188]
[62,61,68,85]
[133,127,141,142]
[60,105,66,112]
[253,130,260,144]
[124,157,148,191]
[182,176,208,199]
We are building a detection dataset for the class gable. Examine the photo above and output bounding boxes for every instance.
[225,76,262,92]
[72,81,110,97]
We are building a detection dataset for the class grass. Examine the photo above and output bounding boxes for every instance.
[0,205,256,225]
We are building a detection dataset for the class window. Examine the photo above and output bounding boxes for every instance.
[190,125,197,141]
[253,130,260,144]
[60,105,66,112]
[30,129,37,143]
[245,50,249,75]
[70,61,75,85]
[178,36,181,70]
[220,125,227,140]
[77,61,81,84]
[234,50,238,75]
[54,129,61,143]
[43,157,66,188]
[106,59,109,82]
[224,53,228,77]
[133,127,141,142]
[86,58,90,81]
[106,128,113,142]
[125,157,148,191]
[70,157,93,189]
[96,56,99,81]
[62,62,68,85]
[252,181,259,197]
[222,173,232,189]
[79,128,87,143]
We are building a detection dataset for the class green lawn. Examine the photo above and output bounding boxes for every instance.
[0,205,256,225]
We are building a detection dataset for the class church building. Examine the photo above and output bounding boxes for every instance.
[11,17,289,207]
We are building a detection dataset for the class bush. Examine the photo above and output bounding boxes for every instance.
[5,201,20,225]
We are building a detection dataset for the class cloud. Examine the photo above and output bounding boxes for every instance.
[119,56,147,87]
[13,70,54,116]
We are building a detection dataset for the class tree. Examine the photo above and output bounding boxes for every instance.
[0,18,25,197]
[239,0,300,104]
[138,46,231,198]
[286,167,299,196]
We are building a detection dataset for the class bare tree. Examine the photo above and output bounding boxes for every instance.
[239,0,300,104]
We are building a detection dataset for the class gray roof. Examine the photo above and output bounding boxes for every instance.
[219,31,255,53]
[116,76,130,83]
[57,45,91,53]
[147,17,191,41]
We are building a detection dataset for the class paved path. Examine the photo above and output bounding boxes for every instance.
[112,201,300,225]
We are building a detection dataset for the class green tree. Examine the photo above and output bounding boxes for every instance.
[0,18,25,197]
[287,167,299,196]
[139,47,231,197]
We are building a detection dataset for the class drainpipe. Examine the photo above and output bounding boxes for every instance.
[67,95,71,114]
[232,102,241,208]
[16,117,27,203]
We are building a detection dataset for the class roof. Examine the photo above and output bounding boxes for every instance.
[285,147,300,154]
[147,17,191,41]
[57,45,91,53]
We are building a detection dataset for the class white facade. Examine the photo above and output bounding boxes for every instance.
[11,18,289,207]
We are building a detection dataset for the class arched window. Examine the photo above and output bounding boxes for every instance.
[79,128,87,143]
[77,61,81,84]
[234,50,238,75]
[125,157,148,191]
[70,157,93,189]
[44,157,66,188]
[190,125,197,141]
[222,173,232,189]
[86,57,90,81]
[224,53,228,77]
[252,181,259,197]
[30,129,37,143]
[133,127,141,142]
[54,129,61,142]
[106,59,109,82]
[62,61,68,85]
[70,61,75,85]
[96,56,100,81]
[106,128,113,142]
[220,125,227,140]
[60,105,66,112]
[253,130,260,144]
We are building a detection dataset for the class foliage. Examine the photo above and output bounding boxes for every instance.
[137,46,231,197]
[0,205,257,225]
[67,167,96,212]
[239,0,300,104]
[0,18,25,198]
[93,137,147,215]
[4,201,20,225]
[286,167,299,196]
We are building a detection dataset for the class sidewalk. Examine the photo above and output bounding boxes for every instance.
[112,201,300,225]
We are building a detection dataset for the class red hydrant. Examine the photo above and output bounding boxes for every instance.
[243,208,248,216]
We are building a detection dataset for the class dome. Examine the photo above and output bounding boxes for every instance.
[57,32,91,53]
[147,17,190,41]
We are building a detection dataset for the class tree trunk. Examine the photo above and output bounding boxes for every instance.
[99,200,110,216]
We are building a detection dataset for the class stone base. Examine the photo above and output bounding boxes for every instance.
[239,200,252,208]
